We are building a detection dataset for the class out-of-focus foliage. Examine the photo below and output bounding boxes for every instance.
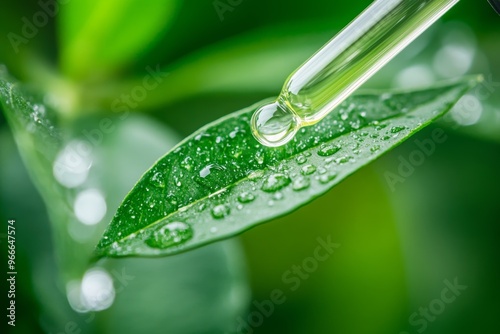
[58,0,179,80]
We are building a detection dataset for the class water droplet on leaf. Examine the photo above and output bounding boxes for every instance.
[317,144,340,156]
[301,164,316,175]
[196,164,228,189]
[180,156,193,171]
[390,126,406,133]
[296,155,307,164]
[261,173,291,192]
[292,176,310,191]
[335,156,352,164]
[146,222,193,249]
[211,204,230,219]
[238,192,255,203]
[318,172,338,184]
[150,172,165,188]
[273,192,284,200]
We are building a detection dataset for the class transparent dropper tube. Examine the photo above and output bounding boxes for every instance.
[251,0,459,147]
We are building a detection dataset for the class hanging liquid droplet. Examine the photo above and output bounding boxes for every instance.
[261,173,291,192]
[211,204,230,219]
[146,222,193,249]
[251,102,300,147]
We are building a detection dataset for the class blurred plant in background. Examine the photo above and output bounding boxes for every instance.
[0,0,498,333]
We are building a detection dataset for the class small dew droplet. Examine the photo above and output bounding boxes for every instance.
[375,123,388,131]
[146,222,193,249]
[335,156,352,164]
[301,164,317,175]
[211,204,230,219]
[317,167,327,174]
[390,126,406,133]
[296,155,307,164]
[318,172,338,184]
[180,156,193,171]
[198,203,206,212]
[255,153,265,165]
[261,173,291,192]
[317,144,341,157]
[199,164,212,178]
[273,192,284,200]
[292,176,310,191]
[237,192,255,203]
[150,172,165,188]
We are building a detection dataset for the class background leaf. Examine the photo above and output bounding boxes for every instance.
[96,77,478,258]
[83,21,335,111]
[58,0,179,80]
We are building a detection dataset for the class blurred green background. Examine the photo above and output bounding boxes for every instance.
[0,0,499,333]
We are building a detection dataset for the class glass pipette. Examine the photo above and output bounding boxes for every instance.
[251,0,460,147]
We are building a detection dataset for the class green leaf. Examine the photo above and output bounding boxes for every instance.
[58,0,179,80]
[96,76,480,258]
[0,69,249,332]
